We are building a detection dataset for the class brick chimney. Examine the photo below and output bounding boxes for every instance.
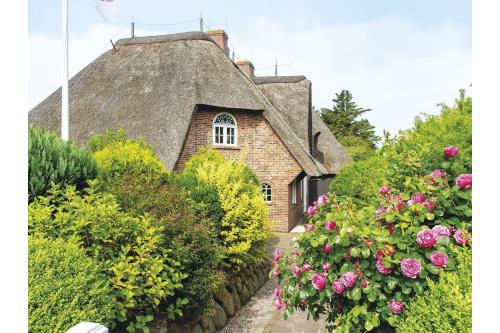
[236,60,255,78]
[207,29,229,56]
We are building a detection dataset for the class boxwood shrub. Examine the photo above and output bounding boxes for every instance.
[29,237,115,333]
[28,127,97,201]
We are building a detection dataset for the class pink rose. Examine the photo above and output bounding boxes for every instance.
[273,267,281,278]
[311,273,327,291]
[430,251,448,268]
[303,263,312,272]
[412,193,426,203]
[376,259,392,275]
[326,220,337,231]
[273,248,282,262]
[292,265,301,277]
[444,145,459,157]
[431,169,447,178]
[274,297,283,310]
[317,195,327,205]
[400,258,421,279]
[390,300,404,314]
[323,263,331,272]
[374,250,384,260]
[376,207,387,220]
[307,204,317,217]
[379,185,391,195]
[332,280,345,294]
[432,225,451,237]
[422,199,436,213]
[274,288,282,298]
[323,243,332,254]
[454,229,469,245]
[340,271,356,288]
[295,250,301,257]
[456,174,472,189]
[305,224,314,232]
[416,229,438,248]
[361,280,368,288]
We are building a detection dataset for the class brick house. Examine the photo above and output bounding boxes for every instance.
[28,30,351,232]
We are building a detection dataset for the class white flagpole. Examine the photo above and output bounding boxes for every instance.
[61,0,69,140]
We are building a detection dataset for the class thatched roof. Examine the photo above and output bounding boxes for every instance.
[29,31,328,176]
[254,76,351,174]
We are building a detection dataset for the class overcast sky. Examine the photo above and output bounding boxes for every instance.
[29,0,471,136]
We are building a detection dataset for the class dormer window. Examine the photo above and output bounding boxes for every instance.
[213,113,237,146]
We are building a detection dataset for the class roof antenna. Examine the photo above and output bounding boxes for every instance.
[275,59,278,76]
[110,39,117,51]
[131,17,135,38]
[199,11,204,32]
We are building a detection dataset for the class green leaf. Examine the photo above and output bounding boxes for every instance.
[361,247,370,258]
[352,287,361,301]
[426,264,440,275]
[425,213,435,221]
[437,236,450,246]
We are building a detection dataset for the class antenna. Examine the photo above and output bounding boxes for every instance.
[131,18,135,38]
[275,59,278,76]
[110,39,117,51]
[199,11,203,32]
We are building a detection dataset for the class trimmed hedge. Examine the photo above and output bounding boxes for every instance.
[28,127,97,201]
[28,237,115,333]
[395,247,472,333]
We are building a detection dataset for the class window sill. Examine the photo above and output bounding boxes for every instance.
[211,145,241,150]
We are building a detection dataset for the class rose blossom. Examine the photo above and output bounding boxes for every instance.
[400,258,421,279]
[456,174,472,189]
[454,229,469,245]
[390,300,404,314]
[430,251,448,268]
[323,263,331,272]
[325,220,337,231]
[340,271,356,288]
[323,243,332,254]
[332,280,345,294]
[374,250,384,260]
[376,259,392,275]
[379,185,391,195]
[353,262,360,269]
[443,145,459,157]
[361,280,368,288]
[273,248,282,262]
[274,297,283,310]
[274,288,282,298]
[376,207,387,220]
[432,225,451,237]
[311,273,327,291]
[431,169,447,178]
[387,223,394,235]
[416,229,438,248]
[292,265,301,277]
[303,263,312,272]
[295,250,301,257]
[317,195,327,205]
[307,204,317,217]
[305,224,314,232]
[412,192,426,203]
[273,267,281,278]
[422,199,436,213]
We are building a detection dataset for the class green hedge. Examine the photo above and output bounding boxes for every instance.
[91,133,223,315]
[395,246,472,333]
[29,237,115,333]
[28,127,97,201]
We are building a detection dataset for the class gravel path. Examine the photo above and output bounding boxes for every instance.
[219,233,327,333]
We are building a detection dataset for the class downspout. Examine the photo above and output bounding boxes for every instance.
[303,176,308,213]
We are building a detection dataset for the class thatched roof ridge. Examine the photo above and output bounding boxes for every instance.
[254,76,306,84]
[29,32,326,176]
[255,77,352,174]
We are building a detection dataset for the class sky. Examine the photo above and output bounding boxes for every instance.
[28,0,471,136]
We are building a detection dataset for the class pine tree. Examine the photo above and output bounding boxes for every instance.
[319,90,379,160]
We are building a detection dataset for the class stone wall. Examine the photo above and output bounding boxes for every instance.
[149,260,272,333]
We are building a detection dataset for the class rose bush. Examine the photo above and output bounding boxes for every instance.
[271,143,471,332]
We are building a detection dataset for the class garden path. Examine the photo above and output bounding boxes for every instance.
[219,232,327,333]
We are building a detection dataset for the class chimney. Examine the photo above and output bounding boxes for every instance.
[207,29,229,56]
[236,60,255,78]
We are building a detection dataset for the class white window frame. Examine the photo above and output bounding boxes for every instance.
[292,179,297,205]
[213,112,237,146]
[261,183,272,203]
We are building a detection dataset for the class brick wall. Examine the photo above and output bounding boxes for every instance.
[176,107,304,232]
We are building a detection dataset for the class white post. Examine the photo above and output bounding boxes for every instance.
[61,0,69,141]
[303,176,308,213]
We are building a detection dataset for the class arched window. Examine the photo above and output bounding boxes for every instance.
[261,183,272,203]
[213,113,237,146]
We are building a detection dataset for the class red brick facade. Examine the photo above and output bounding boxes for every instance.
[175,107,305,232]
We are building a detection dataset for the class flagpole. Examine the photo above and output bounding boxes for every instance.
[61,0,69,140]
